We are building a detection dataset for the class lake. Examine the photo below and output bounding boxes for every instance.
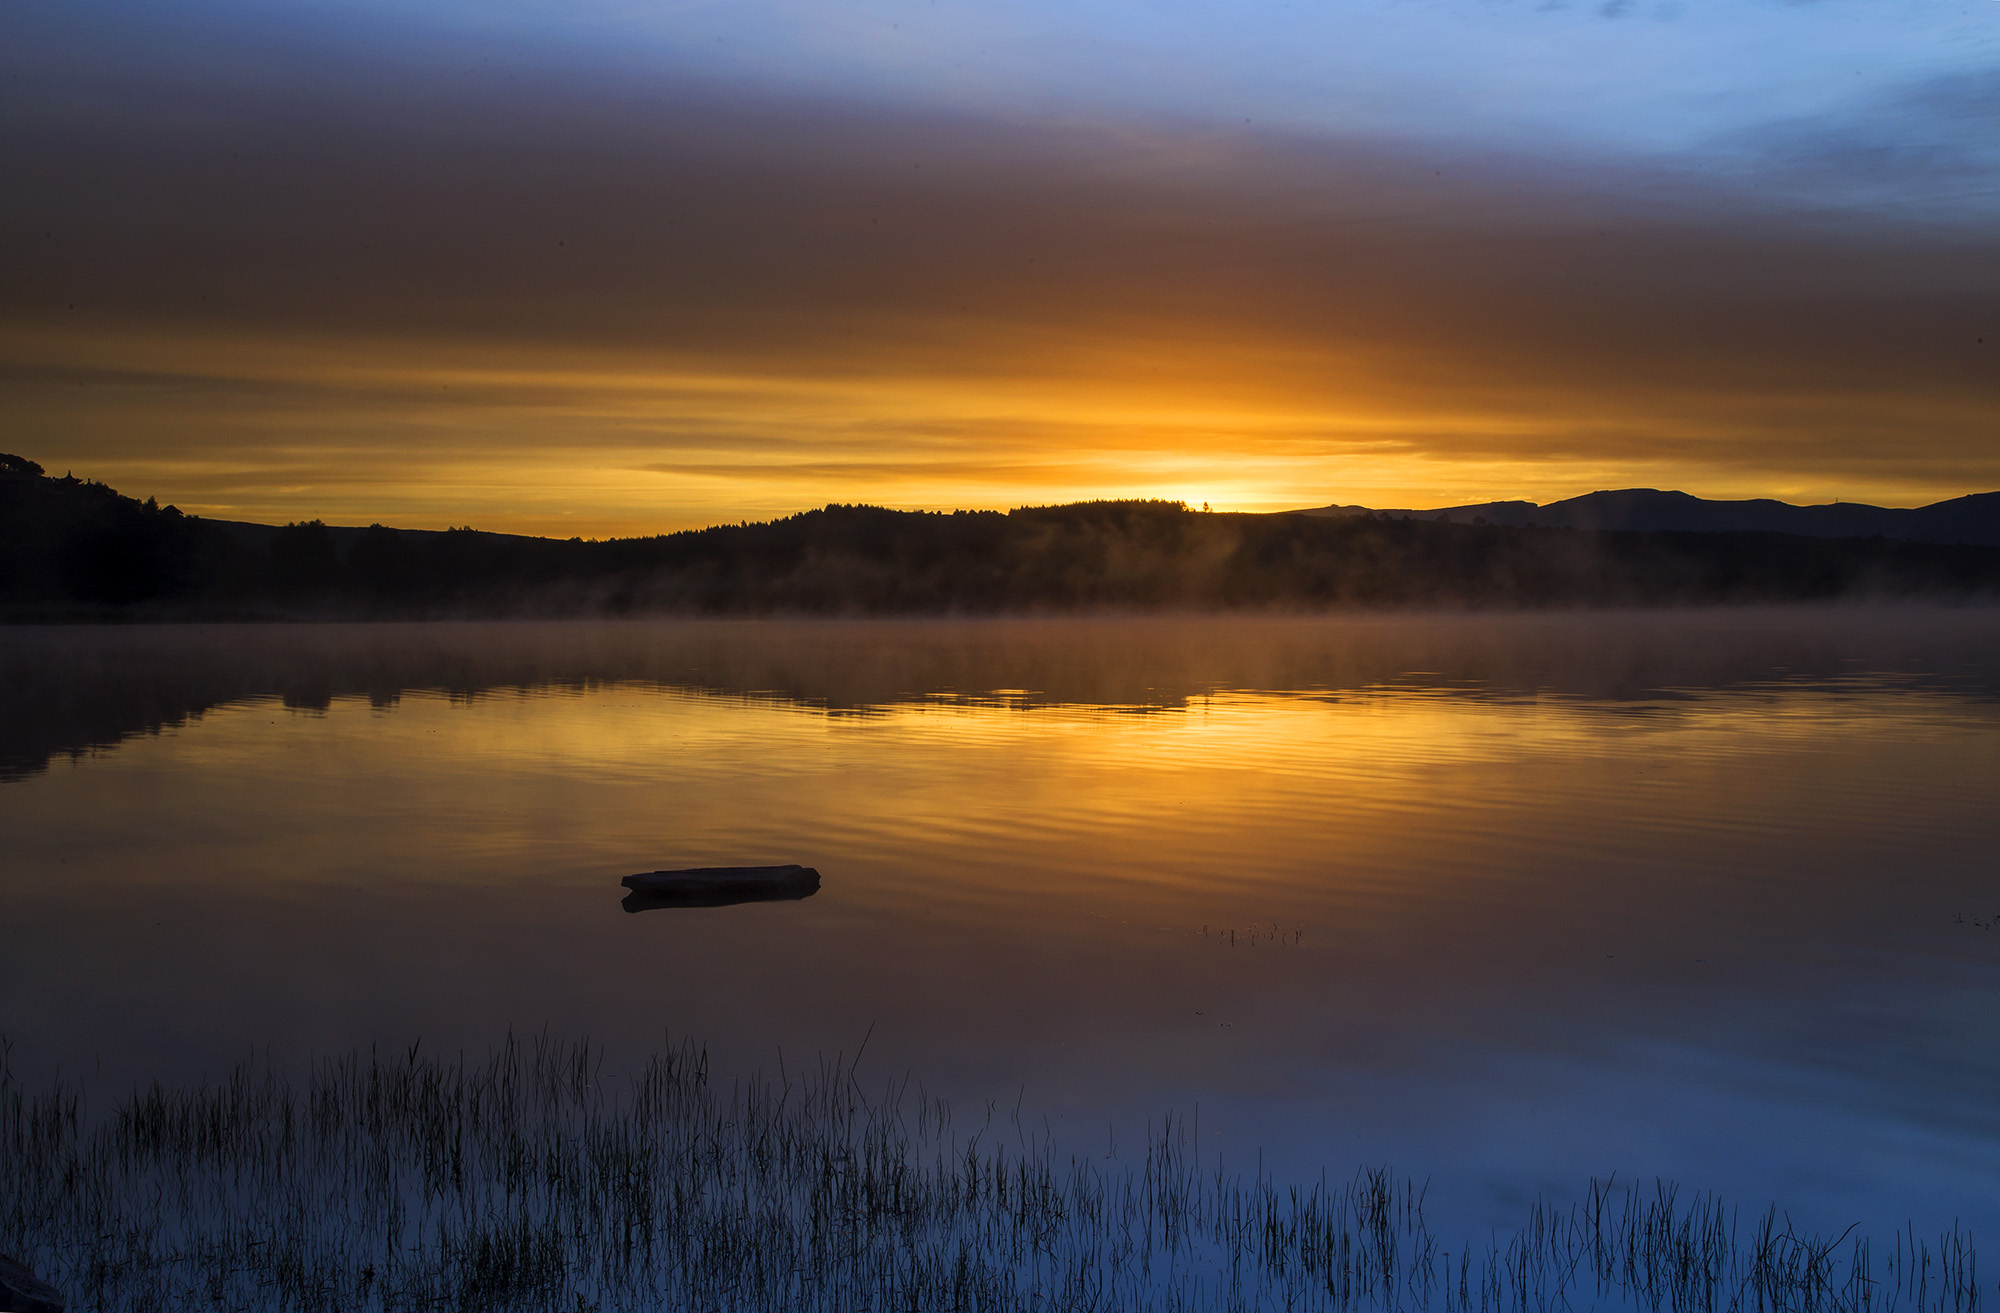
[4,609,1998,1262]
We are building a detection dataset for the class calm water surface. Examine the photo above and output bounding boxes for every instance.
[4,611,1998,1245]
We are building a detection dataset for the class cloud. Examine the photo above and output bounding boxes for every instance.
[1,25,1996,531]
[1717,69,2000,216]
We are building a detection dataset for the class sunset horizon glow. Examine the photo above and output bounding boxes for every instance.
[3,0,1995,536]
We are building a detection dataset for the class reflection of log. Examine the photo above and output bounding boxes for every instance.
[0,1253,65,1313]
[619,865,820,913]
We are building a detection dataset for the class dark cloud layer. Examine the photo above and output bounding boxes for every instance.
[7,57,1995,377]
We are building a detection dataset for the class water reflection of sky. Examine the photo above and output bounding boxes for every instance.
[3,612,1998,1245]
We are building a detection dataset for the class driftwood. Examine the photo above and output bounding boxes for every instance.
[0,1255,63,1313]
[620,865,820,912]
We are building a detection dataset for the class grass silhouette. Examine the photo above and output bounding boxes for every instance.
[1,1035,1980,1312]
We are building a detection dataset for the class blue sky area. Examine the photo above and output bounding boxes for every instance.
[105,0,2000,208]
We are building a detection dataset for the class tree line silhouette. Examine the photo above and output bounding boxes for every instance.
[5,452,1999,617]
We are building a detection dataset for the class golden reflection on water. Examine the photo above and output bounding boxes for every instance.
[4,613,2000,1238]
[20,668,1995,929]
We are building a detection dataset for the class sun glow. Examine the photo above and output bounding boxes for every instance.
[7,317,1982,536]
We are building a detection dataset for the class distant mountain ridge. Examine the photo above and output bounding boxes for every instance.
[1297,488,2000,547]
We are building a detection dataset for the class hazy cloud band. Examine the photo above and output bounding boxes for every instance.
[3,16,1996,532]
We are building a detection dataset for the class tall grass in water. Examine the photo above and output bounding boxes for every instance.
[1,1036,1979,1313]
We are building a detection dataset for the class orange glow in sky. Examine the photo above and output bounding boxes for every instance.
[4,15,1996,534]
[6,309,1993,536]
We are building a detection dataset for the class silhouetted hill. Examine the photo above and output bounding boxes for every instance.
[5,454,2000,618]
[1298,487,2000,545]
[0,453,218,606]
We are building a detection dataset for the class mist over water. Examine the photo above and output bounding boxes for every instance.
[4,608,1999,1248]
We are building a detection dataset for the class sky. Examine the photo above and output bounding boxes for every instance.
[2,0,1997,535]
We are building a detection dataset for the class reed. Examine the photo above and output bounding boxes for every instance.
[0,1036,1979,1312]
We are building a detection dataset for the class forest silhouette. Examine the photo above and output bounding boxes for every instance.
[5,453,2000,619]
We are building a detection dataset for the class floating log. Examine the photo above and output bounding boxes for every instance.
[620,864,820,912]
